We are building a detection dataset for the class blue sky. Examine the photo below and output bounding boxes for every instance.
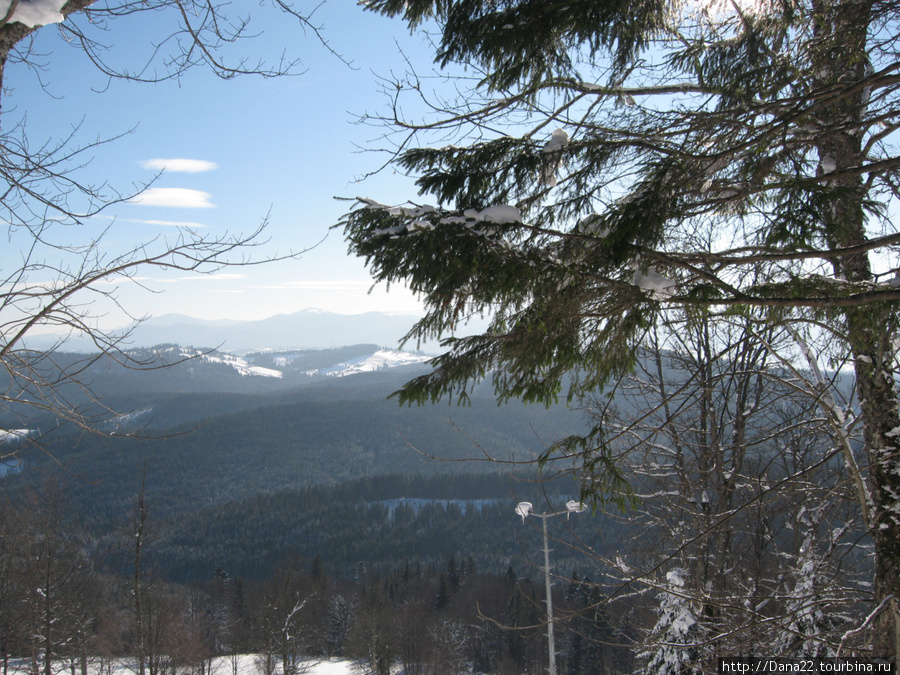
[6,2,437,327]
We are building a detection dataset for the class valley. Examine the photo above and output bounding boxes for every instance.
[0,331,595,583]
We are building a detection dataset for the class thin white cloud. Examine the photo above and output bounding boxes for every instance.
[2,274,155,291]
[281,280,372,289]
[142,158,218,173]
[129,188,215,209]
[92,275,154,286]
[245,281,374,291]
[159,273,247,283]
[126,218,209,229]
[90,215,209,228]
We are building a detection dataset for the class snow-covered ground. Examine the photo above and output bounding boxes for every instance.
[186,346,429,379]
[8,655,360,675]
[199,351,284,379]
[0,429,31,444]
[307,349,431,377]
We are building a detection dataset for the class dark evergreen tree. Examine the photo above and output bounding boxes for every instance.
[343,0,900,656]
[447,555,461,591]
[435,574,450,610]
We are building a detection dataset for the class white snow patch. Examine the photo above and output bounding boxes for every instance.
[0,429,31,444]
[540,128,569,186]
[0,0,66,27]
[308,349,431,377]
[104,408,153,434]
[819,154,837,174]
[198,352,283,379]
[577,214,609,238]
[360,198,522,236]
[542,128,569,155]
[470,205,522,224]
[633,266,677,298]
[666,568,687,587]
[6,655,356,675]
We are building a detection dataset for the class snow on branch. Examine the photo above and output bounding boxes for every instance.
[0,0,66,27]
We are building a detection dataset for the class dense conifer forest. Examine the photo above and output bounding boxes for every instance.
[0,480,638,675]
[0,351,637,674]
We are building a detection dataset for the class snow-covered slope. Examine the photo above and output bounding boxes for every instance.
[173,346,429,380]
[198,351,283,378]
[307,349,431,377]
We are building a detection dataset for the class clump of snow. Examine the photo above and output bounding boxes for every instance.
[0,0,66,27]
[359,198,438,220]
[360,199,523,240]
[542,128,569,155]
[463,205,521,224]
[632,266,677,298]
[540,128,569,187]
[577,214,610,238]
[666,568,687,588]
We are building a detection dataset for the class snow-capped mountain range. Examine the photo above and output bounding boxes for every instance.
[127,308,422,352]
[25,308,430,354]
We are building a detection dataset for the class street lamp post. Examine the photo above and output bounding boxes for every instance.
[515,500,586,675]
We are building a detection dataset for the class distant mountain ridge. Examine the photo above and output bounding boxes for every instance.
[128,308,423,352]
[25,308,426,353]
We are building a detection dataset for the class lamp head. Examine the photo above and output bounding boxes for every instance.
[515,501,533,522]
[566,500,587,515]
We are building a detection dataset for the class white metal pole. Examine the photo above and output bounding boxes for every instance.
[516,501,584,675]
[542,514,557,675]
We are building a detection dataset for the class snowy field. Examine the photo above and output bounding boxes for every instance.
[8,656,362,675]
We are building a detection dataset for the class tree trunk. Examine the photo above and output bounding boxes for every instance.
[811,0,900,656]
[133,473,148,675]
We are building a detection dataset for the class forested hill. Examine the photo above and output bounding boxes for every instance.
[140,473,624,583]
[0,344,590,582]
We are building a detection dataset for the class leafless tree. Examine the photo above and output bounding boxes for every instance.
[16,484,95,675]
[554,311,873,665]
[0,0,327,454]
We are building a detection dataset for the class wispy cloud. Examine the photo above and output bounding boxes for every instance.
[93,215,209,229]
[129,188,215,209]
[141,158,218,173]
[246,281,377,292]
[244,281,374,291]
[159,273,247,283]
[282,280,373,290]
[125,217,209,229]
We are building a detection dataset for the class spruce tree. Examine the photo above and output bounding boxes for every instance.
[641,569,706,675]
[343,0,900,655]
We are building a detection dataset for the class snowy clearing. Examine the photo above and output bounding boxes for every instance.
[307,349,431,377]
[195,351,284,379]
